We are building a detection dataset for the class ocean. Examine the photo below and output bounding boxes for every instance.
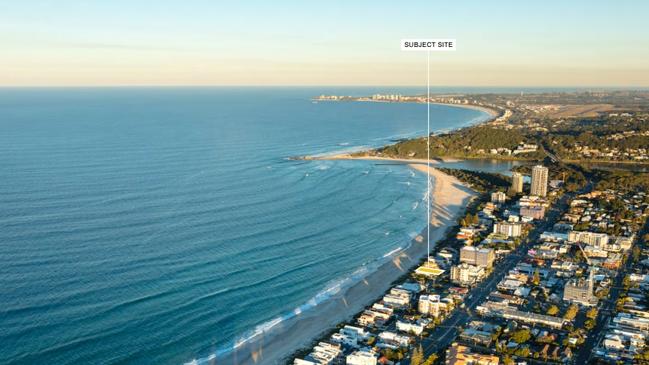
[0,87,491,364]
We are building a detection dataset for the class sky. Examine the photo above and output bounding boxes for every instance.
[1,0,649,87]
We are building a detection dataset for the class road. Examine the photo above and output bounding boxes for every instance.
[573,217,649,364]
[416,192,572,360]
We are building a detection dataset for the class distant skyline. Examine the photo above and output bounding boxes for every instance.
[2,0,649,87]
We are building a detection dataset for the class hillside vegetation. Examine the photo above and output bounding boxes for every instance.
[374,126,541,160]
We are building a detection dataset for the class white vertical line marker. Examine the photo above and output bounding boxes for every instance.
[427,50,430,263]
[400,38,455,264]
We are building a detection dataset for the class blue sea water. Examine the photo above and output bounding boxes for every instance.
[0,87,491,365]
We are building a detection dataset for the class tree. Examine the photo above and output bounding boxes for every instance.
[584,319,596,330]
[574,249,586,263]
[422,354,438,365]
[632,246,641,262]
[503,355,514,365]
[547,305,560,316]
[564,304,579,321]
[532,269,541,286]
[586,307,598,320]
[515,347,530,357]
[595,287,610,299]
[623,275,632,290]
[383,348,404,361]
[411,345,424,365]
[511,329,532,344]
[635,349,649,362]
[382,348,393,360]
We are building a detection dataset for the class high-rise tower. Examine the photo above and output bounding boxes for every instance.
[530,165,548,197]
[511,172,524,194]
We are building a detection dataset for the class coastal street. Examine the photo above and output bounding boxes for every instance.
[573,217,649,364]
[573,261,625,364]
[4,4,649,365]
[416,192,572,361]
[289,102,649,365]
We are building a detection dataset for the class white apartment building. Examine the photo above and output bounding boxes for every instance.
[530,165,549,197]
[418,294,448,317]
[493,222,523,237]
[450,263,485,286]
[511,172,524,193]
[346,349,378,365]
[396,320,426,335]
[460,246,495,268]
[378,331,410,348]
[568,231,610,247]
[491,191,507,204]
[294,342,342,365]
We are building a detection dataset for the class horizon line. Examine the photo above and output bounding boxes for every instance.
[1,85,649,90]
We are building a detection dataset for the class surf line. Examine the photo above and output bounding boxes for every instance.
[400,38,456,263]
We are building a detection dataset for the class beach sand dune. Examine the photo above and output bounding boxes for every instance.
[216,163,475,365]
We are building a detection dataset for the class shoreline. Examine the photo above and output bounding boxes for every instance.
[302,154,463,164]
[429,101,500,118]
[314,98,501,120]
[214,162,476,365]
[212,101,491,365]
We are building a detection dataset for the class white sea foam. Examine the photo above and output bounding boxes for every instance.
[189,234,416,365]
[382,246,403,258]
[184,125,458,365]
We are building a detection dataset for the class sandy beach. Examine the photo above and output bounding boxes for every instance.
[216,161,476,365]
[413,101,499,120]
[321,98,501,121]
[433,102,500,118]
